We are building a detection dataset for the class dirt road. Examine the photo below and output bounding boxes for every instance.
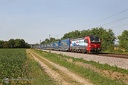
[27,49,93,85]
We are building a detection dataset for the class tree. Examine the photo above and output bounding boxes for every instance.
[14,39,26,48]
[41,38,50,44]
[25,43,31,48]
[14,39,21,48]
[8,39,15,48]
[42,37,58,44]
[118,30,128,52]
[20,39,26,48]
[80,29,90,37]
[0,39,30,48]
[3,41,8,48]
[50,37,56,42]
[0,40,4,48]
[62,30,81,39]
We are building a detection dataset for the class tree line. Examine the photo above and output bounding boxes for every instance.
[42,27,128,53]
[0,39,30,48]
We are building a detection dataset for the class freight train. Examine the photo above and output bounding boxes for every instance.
[39,35,101,53]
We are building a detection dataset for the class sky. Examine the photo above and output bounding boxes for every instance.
[0,0,128,44]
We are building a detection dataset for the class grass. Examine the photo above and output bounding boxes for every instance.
[33,49,127,85]
[27,50,56,85]
[29,60,56,85]
[55,52,128,74]
[0,49,55,85]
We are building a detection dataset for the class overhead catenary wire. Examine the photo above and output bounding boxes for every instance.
[109,23,128,29]
[88,8,128,28]
[102,16,128,26]
[101,8,128,21]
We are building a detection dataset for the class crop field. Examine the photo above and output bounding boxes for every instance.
[0,49,31,84]
[0,49,54,85]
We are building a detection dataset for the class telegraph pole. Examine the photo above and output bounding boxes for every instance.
[40,40,41,49]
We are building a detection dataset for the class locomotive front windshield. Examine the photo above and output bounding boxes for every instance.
[90,36,100,42]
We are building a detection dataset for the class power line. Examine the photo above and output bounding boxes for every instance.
[102,16,128,26]
[110,23,128,29]
[102,8,128,21]
[88,8,128,27]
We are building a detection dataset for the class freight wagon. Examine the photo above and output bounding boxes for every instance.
[53,40,61,50]
[45,43,54,50]
[60,38,70,51]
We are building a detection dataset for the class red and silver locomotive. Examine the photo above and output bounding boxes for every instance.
[70,35,101,53]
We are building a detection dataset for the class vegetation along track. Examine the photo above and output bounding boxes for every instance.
[27,49,93,85]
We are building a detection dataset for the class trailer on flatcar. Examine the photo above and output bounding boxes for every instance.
[60,38,70,51]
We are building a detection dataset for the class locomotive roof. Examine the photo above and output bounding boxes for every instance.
[88,35,99,37]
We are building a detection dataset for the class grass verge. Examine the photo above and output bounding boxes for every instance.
[33,49,127,85]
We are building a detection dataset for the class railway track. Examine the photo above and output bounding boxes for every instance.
[92,53,128,59]
[43,49,128,59]
[65,50,128,59]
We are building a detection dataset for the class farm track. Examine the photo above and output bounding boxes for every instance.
[27,49,93,85]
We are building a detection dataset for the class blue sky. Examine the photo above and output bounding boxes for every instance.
[0,0,128,44]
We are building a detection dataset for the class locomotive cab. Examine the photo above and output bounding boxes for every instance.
[84,35,101,53]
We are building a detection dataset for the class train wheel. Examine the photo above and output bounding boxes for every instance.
[87,50,90,54]
[82,49,86,54]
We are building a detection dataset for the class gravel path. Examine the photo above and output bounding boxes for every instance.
[45,50,128,70]
[28,50,68,85]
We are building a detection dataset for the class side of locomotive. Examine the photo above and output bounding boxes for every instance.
[70,38,87,53]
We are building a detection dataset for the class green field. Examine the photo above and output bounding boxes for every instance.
[0,49,30,84]
[0,49,55,85]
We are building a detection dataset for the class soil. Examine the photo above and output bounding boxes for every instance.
[27,49,93,85]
